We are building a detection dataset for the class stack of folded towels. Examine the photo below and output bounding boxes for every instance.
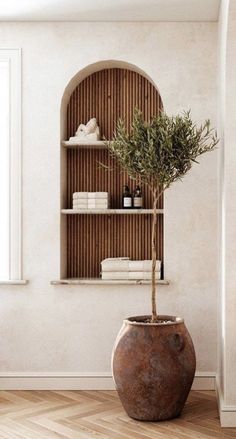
[101,257,161,280]
[73,192,109,210]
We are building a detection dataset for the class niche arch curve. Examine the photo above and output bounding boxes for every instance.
[60,59,163,140]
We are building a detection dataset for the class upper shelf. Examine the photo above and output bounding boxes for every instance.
[61,209,164,215]
[62,140,108,149]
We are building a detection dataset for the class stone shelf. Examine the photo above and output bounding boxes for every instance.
[61,209,163,215]
[62,140,108,149]
[51,278,169,285]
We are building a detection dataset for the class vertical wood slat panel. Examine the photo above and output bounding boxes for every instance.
[66,68,164,278]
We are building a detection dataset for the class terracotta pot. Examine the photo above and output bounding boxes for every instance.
[112,315,196,421]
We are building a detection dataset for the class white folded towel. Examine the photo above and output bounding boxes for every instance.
[73,206,108,210]
[101,271,161,280]
[73,207,108,211]
[129,260,161,272]
[88,202,109,208]
[88,198,108,203]
[73,206,88,210]
[73,192,109,199]
[101,258,161,272]
[73,192,88,199]
[88,192,108,199]
[73,206,88,209]
[73,199,88,204]
[101,258,130,272]
[73,202,88,207]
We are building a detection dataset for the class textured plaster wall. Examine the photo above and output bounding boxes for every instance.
[0,22,218,375]
[223,0,236,405]
[217,0,227,400]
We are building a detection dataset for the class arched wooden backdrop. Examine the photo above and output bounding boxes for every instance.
[66,68,164,279]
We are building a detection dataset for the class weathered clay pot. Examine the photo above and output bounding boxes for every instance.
[112,315,196,421]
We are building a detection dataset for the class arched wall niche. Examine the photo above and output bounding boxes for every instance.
[60,60,162,140]
[60,60,164,280]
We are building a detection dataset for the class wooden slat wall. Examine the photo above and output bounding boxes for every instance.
[66,68,164,279]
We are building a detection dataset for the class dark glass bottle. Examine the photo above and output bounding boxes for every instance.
[133,185,143,209]
[122,185,132,208]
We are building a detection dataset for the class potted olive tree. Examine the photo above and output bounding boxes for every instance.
[109,110,218,421]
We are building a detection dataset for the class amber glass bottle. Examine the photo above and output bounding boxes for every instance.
[133,185,143,209]
[122,185,132,208]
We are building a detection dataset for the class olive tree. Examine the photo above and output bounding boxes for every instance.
[108,109,218,323]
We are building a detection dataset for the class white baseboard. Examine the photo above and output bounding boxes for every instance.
[216,375,236,427]
[0,372,114,390]
[192,371,216,390]
[0,371,215,391]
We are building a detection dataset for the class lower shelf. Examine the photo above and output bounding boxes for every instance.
[51,279,169,285]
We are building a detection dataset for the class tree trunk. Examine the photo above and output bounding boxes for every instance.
[151,188,158,323]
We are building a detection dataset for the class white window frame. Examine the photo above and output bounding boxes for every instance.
[0,48,26,284]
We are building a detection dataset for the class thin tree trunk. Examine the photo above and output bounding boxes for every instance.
[151,187,158,323]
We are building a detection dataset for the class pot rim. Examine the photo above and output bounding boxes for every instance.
[124,315,184,326]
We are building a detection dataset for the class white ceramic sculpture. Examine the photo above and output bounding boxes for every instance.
[69,118,100,142]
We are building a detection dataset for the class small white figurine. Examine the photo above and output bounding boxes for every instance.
[69,118,100,142]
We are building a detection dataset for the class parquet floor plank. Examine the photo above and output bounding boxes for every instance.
[0,390,234,439]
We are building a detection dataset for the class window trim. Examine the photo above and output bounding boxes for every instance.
[0,48,24,283]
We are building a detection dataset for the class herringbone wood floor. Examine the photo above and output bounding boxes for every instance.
[0,390,234,438]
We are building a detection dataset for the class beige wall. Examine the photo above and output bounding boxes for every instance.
[224,0,236,406]
[0,22,218,382]
[217,1,236,426]
[217,0,227,405]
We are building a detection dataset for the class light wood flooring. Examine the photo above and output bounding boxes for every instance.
[0,390,234,438]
